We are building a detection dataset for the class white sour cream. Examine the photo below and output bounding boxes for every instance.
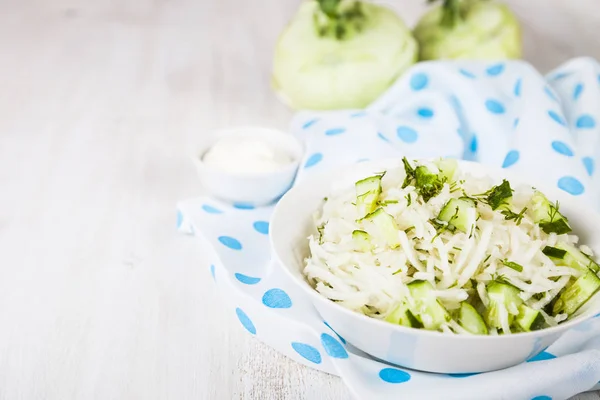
[202,136,293,174]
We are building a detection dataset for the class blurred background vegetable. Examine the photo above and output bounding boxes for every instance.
[414,0,522,60]
[272,0,417,110]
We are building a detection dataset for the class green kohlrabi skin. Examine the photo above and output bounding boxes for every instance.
[414,2,522,61]
[272,1,418,110]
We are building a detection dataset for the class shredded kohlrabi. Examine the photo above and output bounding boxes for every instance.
[304,158,600,335]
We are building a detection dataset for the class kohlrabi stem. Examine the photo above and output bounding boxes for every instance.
[314,0,366,40]
[429,0,484,28]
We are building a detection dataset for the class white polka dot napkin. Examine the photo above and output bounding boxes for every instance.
[177,58,600,400]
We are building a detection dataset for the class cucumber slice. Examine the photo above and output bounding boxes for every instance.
[515,304,545,332]
[434,158,458,182]
[355,175,382,218]
[438,198,478,233]
[352,230,372,252]
[546,243,600,274]
[363,208,400,249]
[458,302,488,335]
[407,280,450,330]
[415,166,444,202]
[553,270,600,316]
[486,180,513,211]
[385,302,422,328]
[484,281,523,330]
[531,191,572,235]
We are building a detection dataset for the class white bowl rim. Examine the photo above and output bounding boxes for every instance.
[270,157,600,341]
[193,126,304,178]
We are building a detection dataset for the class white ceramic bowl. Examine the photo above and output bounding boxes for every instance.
[193,127,304,206]
[270,158,600,374]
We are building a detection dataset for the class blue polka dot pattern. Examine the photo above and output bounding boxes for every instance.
[377,132,389,142]
[324,321,346,344]
[447,372,479,378]
[410,73,429,91]
[470,136,478,153]
[320,333,348,359]
[558,176,585,195]
[202,204,223,214]
[531,396,552,400]
[551,141,574,157]
[513,118,520,128]
[304,153,323,168]
[233,203,254,210]
[485,99,505,114]
[502,150,519,168]
[486,63,504,76]
[514,79,522,96]
[210,264,216,280]
[544,86,559,102]
[236,308,256,335]
[459,69,476,79]
[379,368,411,384]
[291,342,322,364]
[551,72,570,81]
[325,127,346,136]
[576,114,596,129]
[253,221,269,235]
[527,351,557,362]
[583,157,595,176]
[417,107,434,118]
[302,118,318,129]
[234,273,261,285]
[350,111,366,118]
[176,210,183,229]
[218,236,242,250]
[262,288,292,308]
[548,110,566,126]
[397,126,418,143]
[573,83,583,100]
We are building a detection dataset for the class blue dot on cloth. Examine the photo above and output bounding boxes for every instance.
[470,136,478,153]
[253,221,269,234]
[573,83,584,100]
[234,273,261,285]
[302,118,318,129]
[235,308,256,335]
[202,204,223,214]
[485,99,505,114]
[396,126,418,143]
[551,141,574,157]
[325,127,346,136]
[176,210,183,229]
[447,372,479,378]
[377,132,389,142]
[417,107,434,118]
[531,396,552,400]
[304,153,323,168]
[514,78,522,97]
[583,157,595,176]
[576,114,596,129]
[410,73,429,91]
[513,118,520,128]
[544,86,559,102]
[486,63,504,76]
[459,69,476,79]
[218,236,242,250]
[379,368,411,384]
[320,333,348,359]
[502,150,519,168]
[527,351,557,362]
[350,111,366,117]
[558,176,585,195]
[356,158,369,163]
[291,342,322,364]
[551,72,570,81]
[233,203,254,210]
[262,288,292,308]
[324,321,346,344]
[210,264,216,280]
[548,110,566,126]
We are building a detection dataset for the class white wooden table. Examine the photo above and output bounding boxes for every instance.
[0,0,598,399]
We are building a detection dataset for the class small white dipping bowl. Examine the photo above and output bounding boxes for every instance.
[270,158,600,373]
[193,126,304,207]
